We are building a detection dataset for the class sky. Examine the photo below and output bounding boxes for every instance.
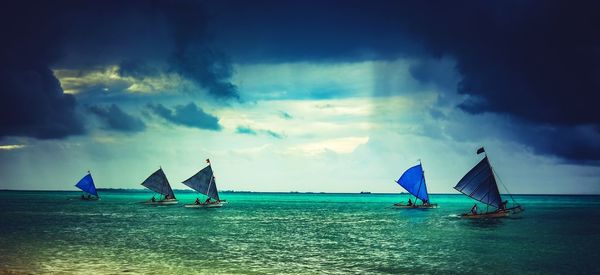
[1,0,599,194]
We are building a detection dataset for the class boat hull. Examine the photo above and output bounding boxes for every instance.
[144,199,179,205]
[79,197,100,201]
[393,203,438,209]
[184,202,223,208]
[460,206,524,219]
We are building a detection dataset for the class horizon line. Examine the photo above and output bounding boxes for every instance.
[0,188,599,196]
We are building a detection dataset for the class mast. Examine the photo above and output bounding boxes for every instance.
[205,158,215,200]
[485,149,518,206]
[414,160,424,203]
[206,162,214,198]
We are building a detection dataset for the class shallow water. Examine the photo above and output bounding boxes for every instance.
[0,191,599,274]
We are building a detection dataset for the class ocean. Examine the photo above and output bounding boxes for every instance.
[0,191,599,274]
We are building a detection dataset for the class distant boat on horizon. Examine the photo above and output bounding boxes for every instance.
[183,159,225,208]
[75,171,99,201]
[140,167,178,205]
[393,161,437,209]
[360,191,371,194]
[454,147,524,218]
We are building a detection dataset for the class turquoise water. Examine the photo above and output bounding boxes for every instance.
[0,191,599,274]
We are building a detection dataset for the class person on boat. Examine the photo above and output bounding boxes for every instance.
[407,198,413,206]
[423,199,429,206]
[195,198,200,205]
[471,204,478,215]
[87,194,91,199]
[204,198,211,204]
[165,194,170,200]
[500,200,508,210]
[151,196,156,202]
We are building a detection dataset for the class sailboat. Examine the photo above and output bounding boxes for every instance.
[141,167,178,205]
[183,159,224,208]
[75,171,100,200]
[393,161,437,208]
[454,147,524,218]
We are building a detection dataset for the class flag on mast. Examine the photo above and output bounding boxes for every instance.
[476,147,485,155]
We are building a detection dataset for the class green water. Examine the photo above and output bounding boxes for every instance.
[0,191,599,274]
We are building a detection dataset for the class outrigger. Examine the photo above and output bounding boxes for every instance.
[393,161,438,209]
[454,147,524,218]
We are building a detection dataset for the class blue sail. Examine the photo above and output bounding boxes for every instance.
[75,173,98,197]
[453,156,502,208]
[396,164,429,202]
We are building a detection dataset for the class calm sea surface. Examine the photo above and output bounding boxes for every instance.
[0,191,599,274]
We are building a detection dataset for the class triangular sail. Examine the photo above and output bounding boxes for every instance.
[454,156,502,208]
[182,165,220,200]
[75,173,98,197]
[396,164,429,202]
[141,168,176,199]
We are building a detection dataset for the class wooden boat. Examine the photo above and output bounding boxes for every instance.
[393,161,437,209]
[393,203,438,209]
[140,167,178,205]
[182,158,225,209]
[459,205,524,218]
[75,171,100,201]
[184,202,223,208]
[143,198,178,205]
[454,147,524,219]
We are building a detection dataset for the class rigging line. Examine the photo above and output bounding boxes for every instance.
[485,152,517,204]
[491,165,517,204]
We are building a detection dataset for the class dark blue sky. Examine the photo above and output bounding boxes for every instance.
[0,0,599,192]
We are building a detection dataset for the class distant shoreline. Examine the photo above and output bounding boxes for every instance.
[0,189,598,196]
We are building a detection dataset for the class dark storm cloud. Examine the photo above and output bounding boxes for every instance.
[0,2,84,139]
[0,1,238,141]
[208,0,599,125]
[206,0,600,161]
[0,67,85,139]
[88,104,146,133]
[147,102,221,131]
[61,0,239,98]
[117,60,160,80]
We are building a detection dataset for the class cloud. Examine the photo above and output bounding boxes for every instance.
[117,59,160,80]
[209,1,600,162]
[236,126,257,135]
[279,111,293,120]
[54,66,187,95]
[0,67,85,140]
[236,126,284,139]
[147,102,222,131]
[286,136,369,156]
[88,104,146,133]
[0,144,26,151]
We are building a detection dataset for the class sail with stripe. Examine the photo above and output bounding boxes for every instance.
[182,163,219,201]
[141,168,176,199]
[454,155,503,209]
